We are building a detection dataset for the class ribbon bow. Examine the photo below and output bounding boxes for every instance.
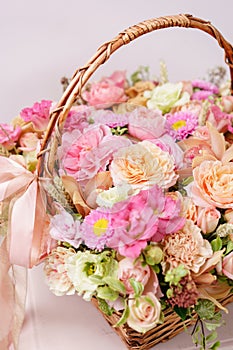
[0,156,51,349]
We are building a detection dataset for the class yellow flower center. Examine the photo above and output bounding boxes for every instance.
[93,218,109,236]
[172,120,186,130]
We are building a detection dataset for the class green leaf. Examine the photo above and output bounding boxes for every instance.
[97,298,114,316]
[104,276,126,294]
[114,302,129,327]
[205,322,221,332]
[209,341,221,350]
[173,305,188,321]
[195,299,215,320]
[211,236,222,252]
[206,331,217,342]
[129,278,144,298]
[225,240,233,255]
[97,286,119,301]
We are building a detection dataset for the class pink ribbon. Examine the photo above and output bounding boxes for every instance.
[0,156,51,348]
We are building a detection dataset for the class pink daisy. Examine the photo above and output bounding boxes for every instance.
[165,111,198,140]
[82,210,114,250]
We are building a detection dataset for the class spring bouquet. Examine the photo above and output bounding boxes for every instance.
[1,65,233,350]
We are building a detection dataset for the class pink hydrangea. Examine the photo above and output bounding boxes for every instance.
[165,111,198,140]
[20,100,52,130]
[82,210,114,250]
[106,185,185,258]
[0,123,21,149]
[60,124,131,183]
[64,105,91,132]
[128,106,165,140]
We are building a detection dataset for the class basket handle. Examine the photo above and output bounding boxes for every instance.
[38,13,233,170]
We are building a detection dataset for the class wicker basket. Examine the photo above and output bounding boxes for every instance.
[37,14,233,350]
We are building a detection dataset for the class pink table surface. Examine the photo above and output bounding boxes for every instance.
[19,265,233,350]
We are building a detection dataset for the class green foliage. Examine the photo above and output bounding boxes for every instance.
[165,265,188,286]
[130,66,150,84]
[211,236,222,252]
[129,278,144,298]
[173,305,188,321]
[97,298,114,316]
[114,300,129,327]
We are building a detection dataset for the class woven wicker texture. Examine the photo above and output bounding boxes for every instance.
[37,14,233,350]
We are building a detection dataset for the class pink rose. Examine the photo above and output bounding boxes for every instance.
[20,100,52,130]
[222,251,233,280]
[102,70,127,89]
[0,123,21,149]
[83,71,128,108]
[128,106,165,140]
[64,105,91,132]
[197,206,221,234]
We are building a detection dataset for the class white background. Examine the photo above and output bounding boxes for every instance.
[2,1,233,349]
[1,0,233,122]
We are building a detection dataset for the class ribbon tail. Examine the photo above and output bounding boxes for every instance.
[0,237,27,350]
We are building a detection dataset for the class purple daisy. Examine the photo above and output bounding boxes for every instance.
[165,111,198,140]
[82,209,114,250]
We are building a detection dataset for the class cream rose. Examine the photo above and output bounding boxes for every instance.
[191,160,233,209]
[127,292,161,333]
[110,140,178,190]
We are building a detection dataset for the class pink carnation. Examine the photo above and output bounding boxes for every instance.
[191,90,214,101]
[64,105,91,132]
[192,79,219,94]
[50,208,82,248]
[0,123,21,149]
[20,100,52,130]
[60,124,131,183]
[107,185,185,258]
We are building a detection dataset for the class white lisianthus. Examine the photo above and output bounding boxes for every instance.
[144,82,190,114]
[65,250,118,301]
[96,184,132,208]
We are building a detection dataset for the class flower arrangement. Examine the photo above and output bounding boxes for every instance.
[1,64,233,350]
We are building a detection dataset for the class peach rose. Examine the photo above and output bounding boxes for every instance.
[110,140,178,190]
[197,206,221,234]
[191,160,233,209]
[222,251,233,280]
[127,292,161,333]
